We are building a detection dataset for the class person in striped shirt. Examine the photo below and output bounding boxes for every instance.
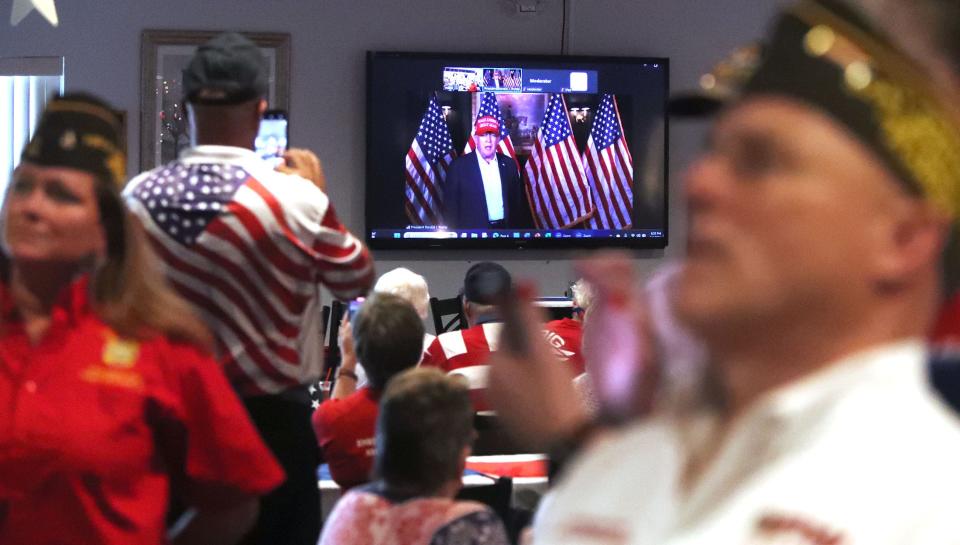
[123,32,373,545]
[421,262,511,411]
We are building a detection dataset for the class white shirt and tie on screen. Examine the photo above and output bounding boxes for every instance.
[475,132,505,225]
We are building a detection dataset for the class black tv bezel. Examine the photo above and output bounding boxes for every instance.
[364,50,670,251]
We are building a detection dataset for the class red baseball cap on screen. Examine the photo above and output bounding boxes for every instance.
[475,116,500,135]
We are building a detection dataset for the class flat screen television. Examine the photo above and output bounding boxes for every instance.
[366,51,668,249]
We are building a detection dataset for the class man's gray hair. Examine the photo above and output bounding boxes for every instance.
[571,278,596,313]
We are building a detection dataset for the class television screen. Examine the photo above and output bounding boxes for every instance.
[366,51,668,249]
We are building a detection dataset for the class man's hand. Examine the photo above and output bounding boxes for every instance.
[276,148,325,192]
[578,251,659,422]
[331,316,358,400]
[487,282,588,452]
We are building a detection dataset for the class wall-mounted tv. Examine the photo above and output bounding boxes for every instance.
[366,51,668,249]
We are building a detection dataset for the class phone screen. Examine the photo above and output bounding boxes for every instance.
[256,110,288,168]
[347,297,365,320]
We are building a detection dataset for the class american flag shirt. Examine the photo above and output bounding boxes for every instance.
[421,322,503,411]
[124,146,374,396]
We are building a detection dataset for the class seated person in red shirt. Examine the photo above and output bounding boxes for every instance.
[319,367,509,545]
[421,262,513,409]
[543,278,595,377]
[0,93,284,545]
[312,293,424,489]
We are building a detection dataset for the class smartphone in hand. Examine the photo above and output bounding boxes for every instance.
[347,297,365,320]
[256,109,288,168]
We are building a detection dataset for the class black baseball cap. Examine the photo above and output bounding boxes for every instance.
[462,262,512,305]
[183,32,268,105]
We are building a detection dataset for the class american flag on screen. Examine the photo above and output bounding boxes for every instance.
[405,94,456,225]
[464,92,518,167]
[126,159,373,396]
[523,93,593,229]
[584,94,634,229]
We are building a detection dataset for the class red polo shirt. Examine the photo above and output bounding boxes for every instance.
[0,276,284,545]
[312,387,381,489]
[543,318,585,376]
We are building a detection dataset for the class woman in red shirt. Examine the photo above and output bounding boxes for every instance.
[0,93,284,545]
[312,293,424,489]
[319,368,509,545]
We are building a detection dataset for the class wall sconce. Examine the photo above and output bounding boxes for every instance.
[570,107,590,123]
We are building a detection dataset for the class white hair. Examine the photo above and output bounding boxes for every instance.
[571,278,595,313]
[374,267,431,319]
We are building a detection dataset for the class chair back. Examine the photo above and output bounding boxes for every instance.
[324,300,347,373]
[320,305,331,343]
[534,296,575,321]
[455,476,512,529]
[472,412,525,455]
[430,295,466,334]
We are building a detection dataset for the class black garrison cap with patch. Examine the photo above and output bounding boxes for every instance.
[744,0,960,212]
[678,0,960,217]
[20,92,126,187]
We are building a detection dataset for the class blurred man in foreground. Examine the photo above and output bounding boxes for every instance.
[490,1,960,543]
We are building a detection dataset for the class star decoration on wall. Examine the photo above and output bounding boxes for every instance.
[10,0,58,27]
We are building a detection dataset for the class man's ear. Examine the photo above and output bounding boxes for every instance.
[186,103,198,145]
[457,444,471,474]
[875,200,950,288]
[251,98,267,130]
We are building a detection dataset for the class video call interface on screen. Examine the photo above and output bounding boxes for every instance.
[366,54,668,249]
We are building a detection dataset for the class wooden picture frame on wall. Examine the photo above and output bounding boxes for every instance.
[139,29,290,171]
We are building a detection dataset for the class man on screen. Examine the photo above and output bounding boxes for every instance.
[443,116,532,229]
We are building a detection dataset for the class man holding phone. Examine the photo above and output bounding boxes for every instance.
[124,31,373,545]
[255,109,288,167]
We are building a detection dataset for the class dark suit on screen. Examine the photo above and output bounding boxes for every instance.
[443,152,533,229]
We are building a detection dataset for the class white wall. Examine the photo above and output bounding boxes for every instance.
[0,0,783,303]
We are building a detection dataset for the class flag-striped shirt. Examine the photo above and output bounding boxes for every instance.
[125,146,374,396]
[421,322,502,411]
